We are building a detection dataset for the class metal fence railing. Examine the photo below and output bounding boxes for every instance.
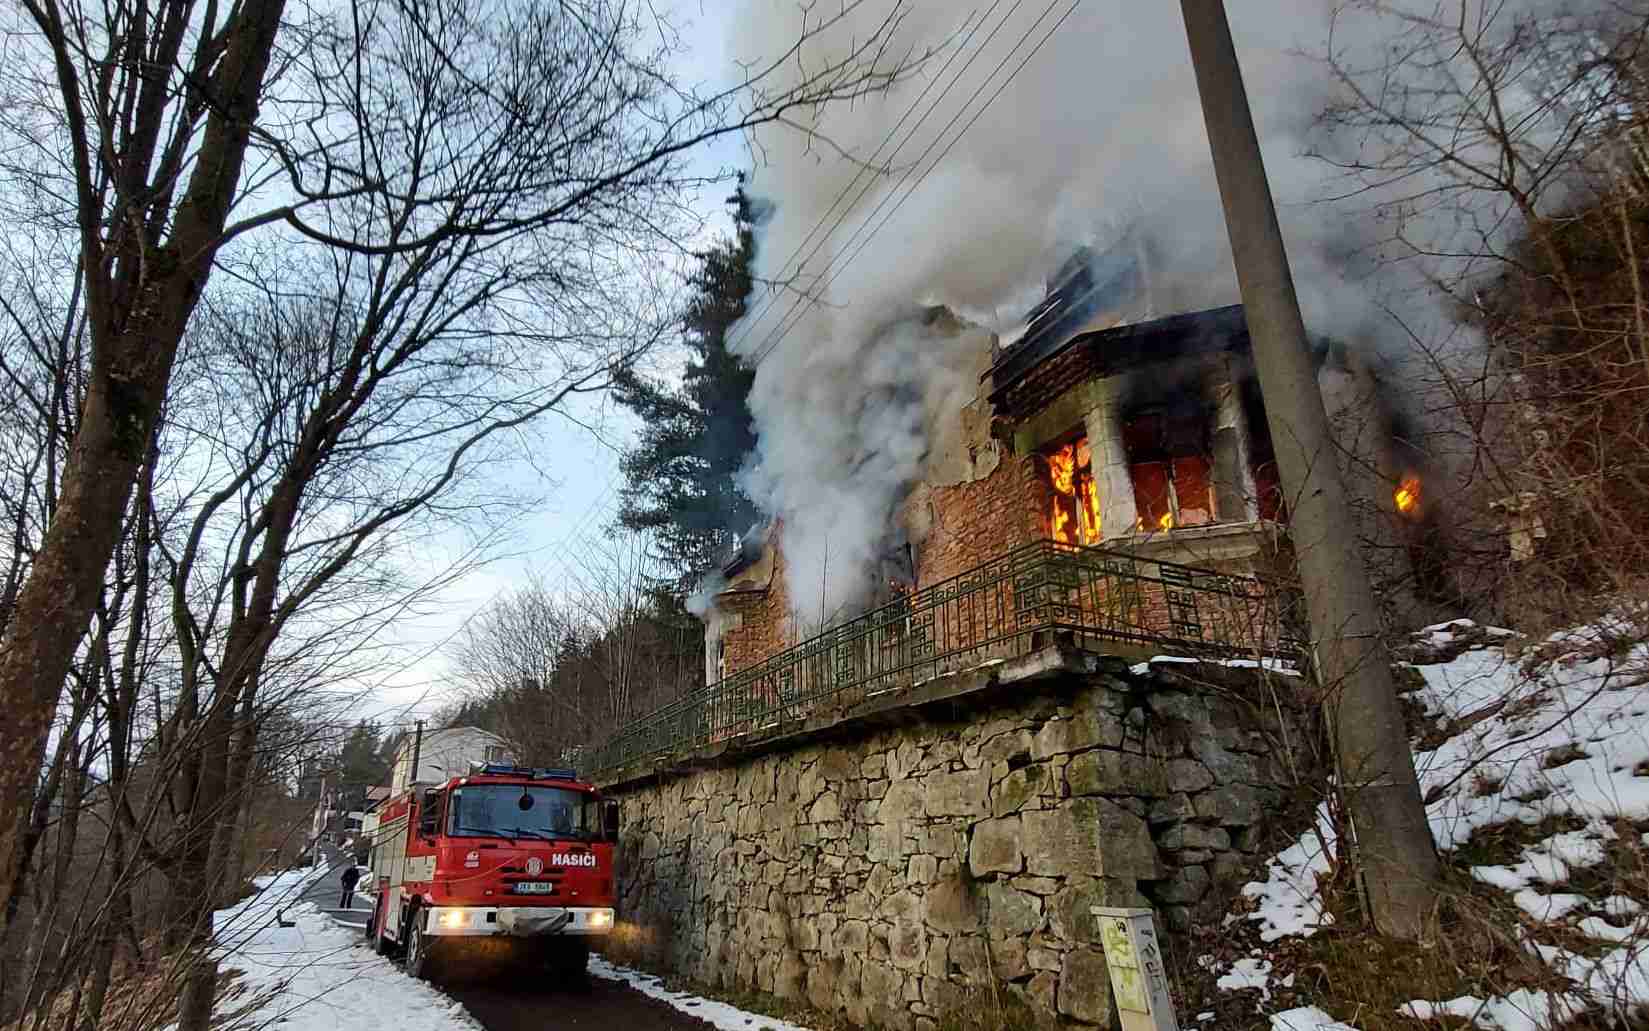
[590,539,1304,777]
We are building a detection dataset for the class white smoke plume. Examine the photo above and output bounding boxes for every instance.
[721,0,1593,622]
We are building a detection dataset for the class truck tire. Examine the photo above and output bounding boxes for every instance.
[372,908,395,957]
[404,909,442,983]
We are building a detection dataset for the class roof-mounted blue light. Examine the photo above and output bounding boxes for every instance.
[475,762,578,781]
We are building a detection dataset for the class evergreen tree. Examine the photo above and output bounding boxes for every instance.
[615,185,761,586]
[331,720,392,799]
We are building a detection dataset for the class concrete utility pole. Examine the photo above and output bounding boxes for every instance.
[1178,0,1439,938]
[410,720,424,791]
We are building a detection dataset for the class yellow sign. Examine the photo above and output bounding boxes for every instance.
[1103,917,1136,967]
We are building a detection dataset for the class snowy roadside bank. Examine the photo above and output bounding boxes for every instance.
[208,867,811,1031]
[206,867,482,1031]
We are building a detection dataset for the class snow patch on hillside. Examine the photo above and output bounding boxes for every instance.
[1211,616,1649,1029]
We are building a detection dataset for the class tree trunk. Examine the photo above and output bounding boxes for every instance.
[0,374,154,930]
[220,705,261,894]
[78,816,125,1031]
[0,0,290,925]
[2,728,70,941]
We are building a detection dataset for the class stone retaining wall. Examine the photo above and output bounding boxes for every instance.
[601,656,1312,1029]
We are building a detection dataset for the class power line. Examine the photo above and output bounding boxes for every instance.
[746,0,1080,372]
[724,0,1021,356]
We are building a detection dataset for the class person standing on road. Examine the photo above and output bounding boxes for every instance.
[339,864,361,910]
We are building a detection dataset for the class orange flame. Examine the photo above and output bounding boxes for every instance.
[1051,502,1074,544]
[1079,477,1100,543]
[1136,511,1176,532]
[1048,444,1076,495]
[1046,442,1102,545]
[1395,475,1421,516]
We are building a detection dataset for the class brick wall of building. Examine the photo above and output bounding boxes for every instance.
[909,449,1044,588]
[711,440,1296,686]
[718,554,795,681]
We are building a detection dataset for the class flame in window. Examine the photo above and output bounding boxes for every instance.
[1045,440,1100,545]
[1395,475,1421,516]
[1136,511,1176,532]
[1049,445,1076,495]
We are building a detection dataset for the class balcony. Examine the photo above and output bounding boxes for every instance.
[589,539,1304,778]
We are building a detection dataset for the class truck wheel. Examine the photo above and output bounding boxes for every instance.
[404,910,442,983]
[372,909,395,956]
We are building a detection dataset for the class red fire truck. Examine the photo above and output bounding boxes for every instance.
[364,763,619,982]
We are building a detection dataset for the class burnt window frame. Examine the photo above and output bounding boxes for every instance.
[1038,432,1101,546]
[1120,407,1218,531]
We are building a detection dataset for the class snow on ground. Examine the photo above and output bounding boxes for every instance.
[1400,619,1649,1028]
[1216,956,1279,999]
[1412,627,1649,854]
[1129,656,1302,677]
[1209,616,1649,1030]
[1270,1007,1361,1031]
[1232,801,1338,942]
[206,867,482,1031]
[208,866,807,1031]
[589,959,813,1031]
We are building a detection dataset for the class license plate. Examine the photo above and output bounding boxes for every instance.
[514,882,556,895]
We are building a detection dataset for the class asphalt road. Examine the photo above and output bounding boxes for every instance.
[447,977,729,1031]
[299,845,722,1031]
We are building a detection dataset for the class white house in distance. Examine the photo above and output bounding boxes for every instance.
[389,726,510,793]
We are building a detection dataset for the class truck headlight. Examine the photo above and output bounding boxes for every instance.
[439,910,470,928]
[589,909,613,929]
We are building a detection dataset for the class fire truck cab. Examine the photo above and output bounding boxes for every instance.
[365,763,618,982]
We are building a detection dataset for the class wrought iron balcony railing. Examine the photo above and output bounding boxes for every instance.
[590,539,1304,778]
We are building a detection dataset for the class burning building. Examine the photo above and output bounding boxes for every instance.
[990,301,1284,565]
[702,255,1303,689]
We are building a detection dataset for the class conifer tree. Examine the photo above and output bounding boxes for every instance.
[616,186,761,586]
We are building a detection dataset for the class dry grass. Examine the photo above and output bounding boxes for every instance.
[1170,867,1558,1030]
[2,964,266,1031]
[1166,807,1649,1030]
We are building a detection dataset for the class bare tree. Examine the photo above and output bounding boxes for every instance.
[1313,0,1649,625]
[0,0,930,925]
[448,530,698,766]
[450,579,598,764]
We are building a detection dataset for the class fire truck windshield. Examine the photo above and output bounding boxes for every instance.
[447,784,596,842]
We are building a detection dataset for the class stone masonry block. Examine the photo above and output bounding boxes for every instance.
[985,881,1043,937]
[923,876,980,934]
[1058,948,1114,1026]
[1158,864,1211,904]
[1192,782,1263,826]
[992,764,1048,817]
[1021,797,1160,880]
[923,768,990,818]
[1031,709,1123,759]
[968,816,1024,877]
[1066,748,1166,796]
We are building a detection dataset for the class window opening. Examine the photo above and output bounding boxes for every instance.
[1043,437,1101,545]
[1122,410,1215,531]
